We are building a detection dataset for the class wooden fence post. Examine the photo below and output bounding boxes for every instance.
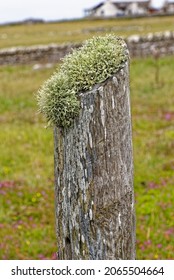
[54,55,136,259]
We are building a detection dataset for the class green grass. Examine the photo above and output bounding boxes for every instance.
[0,15,174,48]
[131,57,174,259]
[0,65,58,259]
[0,56,174,259]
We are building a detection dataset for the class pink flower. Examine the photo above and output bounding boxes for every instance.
[0,190,6,195]
[144,240,151,246]
[51,252,57,260]
[165,113,172,121]
[38,254,46,260]
[160,179,167,186]
[165,228,174,236]
[148,181,159,189]
[0,180,15,188]
[140,245,145,251]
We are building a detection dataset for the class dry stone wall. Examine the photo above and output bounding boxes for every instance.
[127,31,174,57]
[0,43,81,65]
[0,31,174,65]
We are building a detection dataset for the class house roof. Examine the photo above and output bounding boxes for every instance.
[86,1,150,12]
[113,1,149,8]
[85,0,174,13]
[90,2,104,11]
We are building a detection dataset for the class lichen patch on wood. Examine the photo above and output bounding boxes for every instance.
[37,35,128,128]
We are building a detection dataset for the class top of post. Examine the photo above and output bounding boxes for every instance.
[37,34,129,128]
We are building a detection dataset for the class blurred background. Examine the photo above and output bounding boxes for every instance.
[0,0,174,260]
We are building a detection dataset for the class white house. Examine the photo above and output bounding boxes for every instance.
[148,0,166,13]
[125,1,150,15]
[84,0,174,17]
[84,0,122,17]
[84,0,150,17]
[166,0,174,13]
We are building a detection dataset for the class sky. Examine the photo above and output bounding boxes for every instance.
[0,0,167,24]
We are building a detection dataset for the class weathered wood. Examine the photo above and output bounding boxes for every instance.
[54,60,136,260]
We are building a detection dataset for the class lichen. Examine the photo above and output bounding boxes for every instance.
[37,34,128,128]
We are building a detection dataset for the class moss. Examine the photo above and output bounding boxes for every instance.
[37,34,128,128]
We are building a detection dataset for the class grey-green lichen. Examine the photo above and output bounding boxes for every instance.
[37,34,128,128]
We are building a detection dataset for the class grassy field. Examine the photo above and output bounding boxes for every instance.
[0,15,174,48]
[0,56,174,259]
